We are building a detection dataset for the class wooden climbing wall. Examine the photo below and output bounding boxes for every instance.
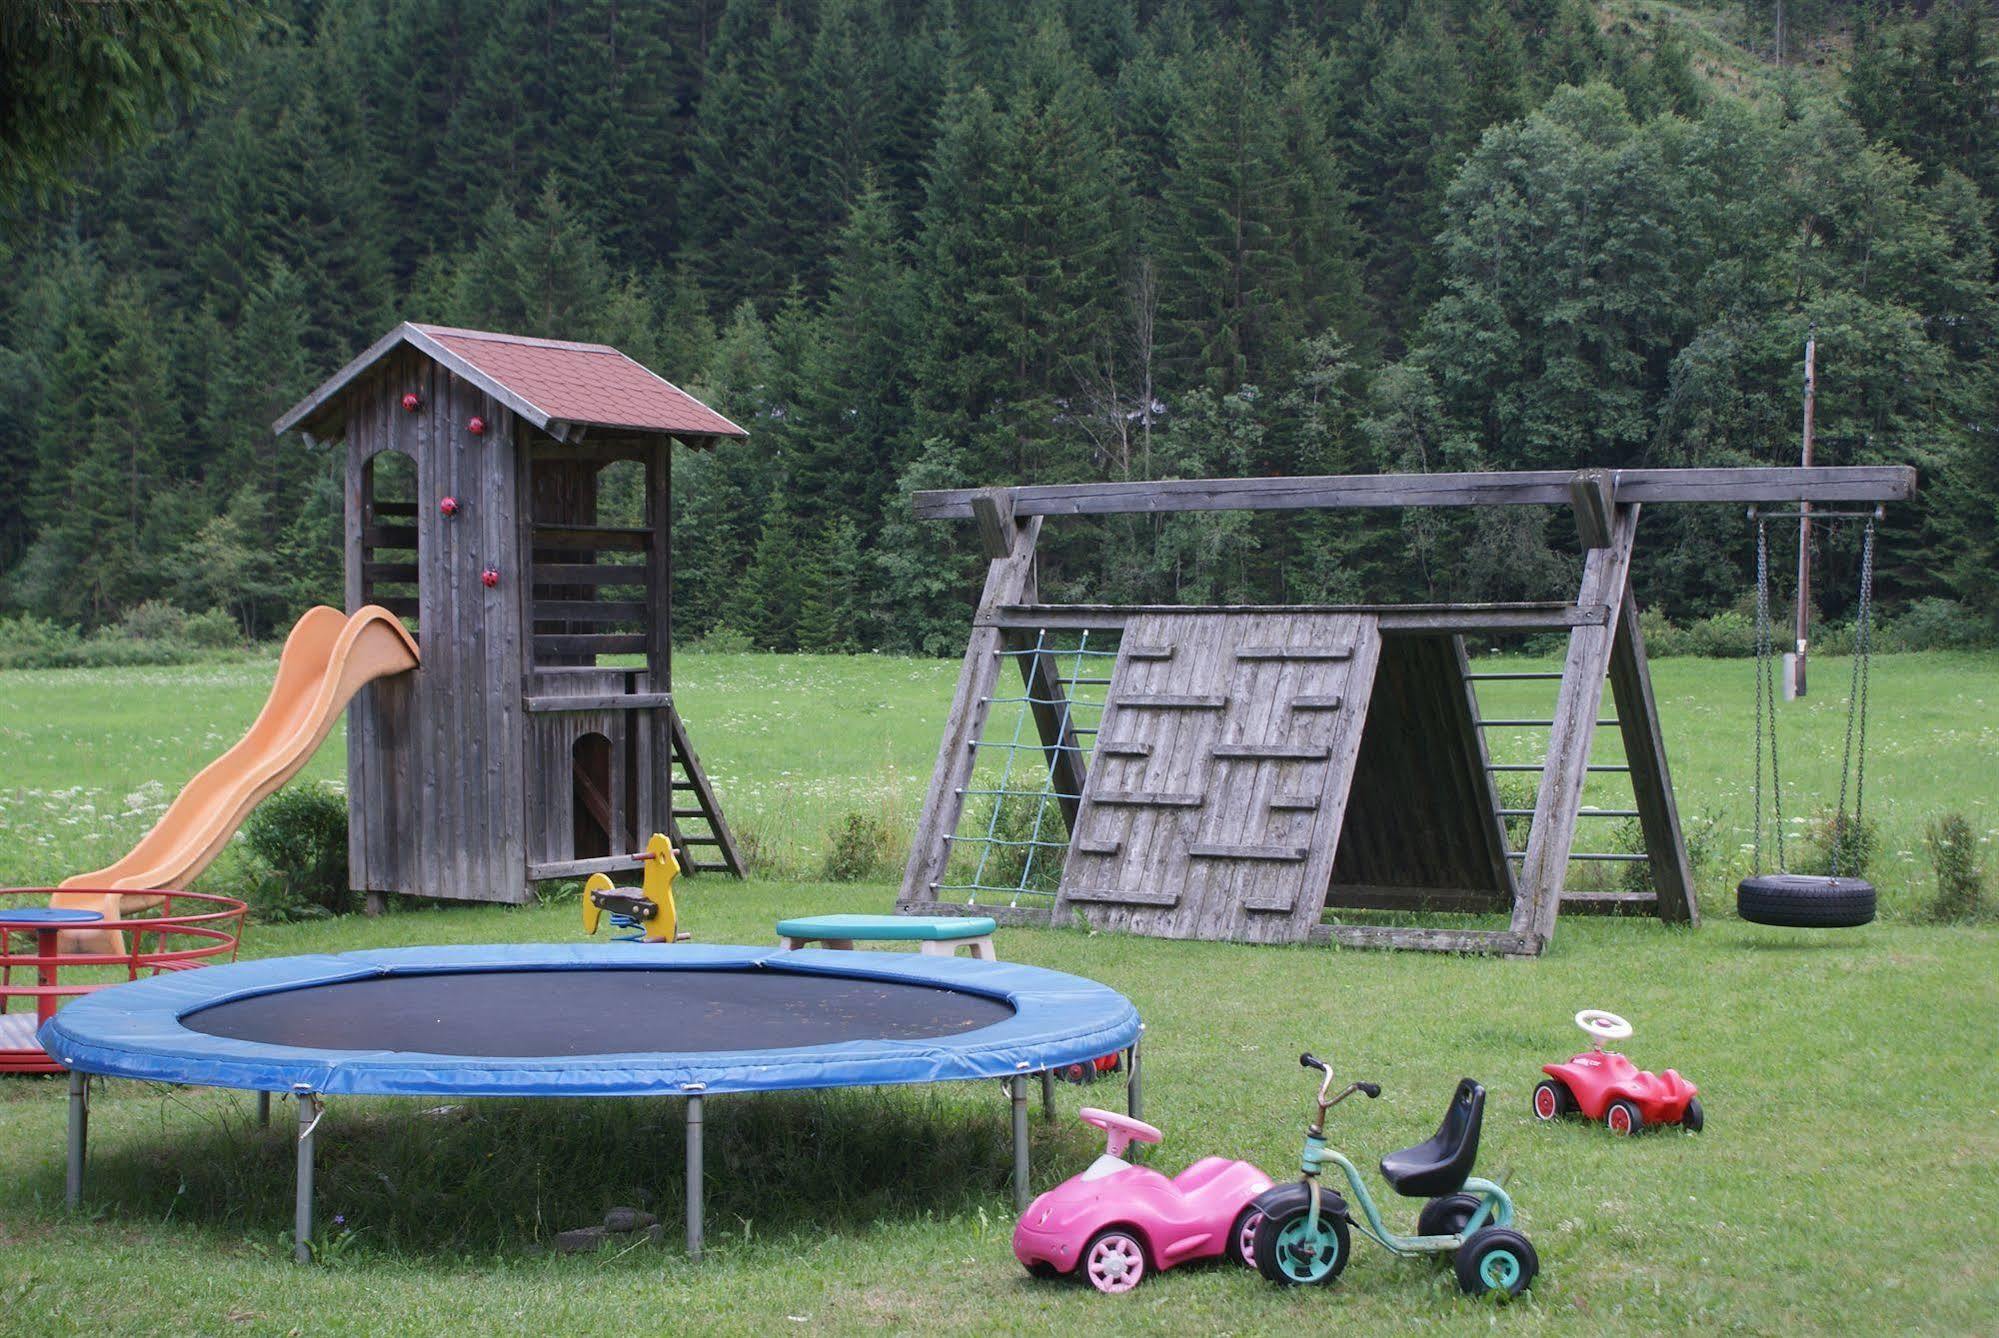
[1055,612,1383,943]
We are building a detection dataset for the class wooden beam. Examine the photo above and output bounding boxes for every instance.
[1570,469,1616,549]
[531,524,651,551]
[985,602,1608,633]
[1511,504,1642,948]
[1608,592,1699,924]
[912,466,1917,520]
[533,633,647,656]
[1309,924,1543,956]
[525,693,673,713]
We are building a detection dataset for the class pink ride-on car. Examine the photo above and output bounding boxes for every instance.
[1014,1107,1273,1294]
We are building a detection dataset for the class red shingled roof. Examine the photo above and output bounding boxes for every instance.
[411,325,746,436]
[273,322,747,440]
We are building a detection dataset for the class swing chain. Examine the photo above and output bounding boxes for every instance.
[1751,517,1785,872]
[1832,521,1877,875]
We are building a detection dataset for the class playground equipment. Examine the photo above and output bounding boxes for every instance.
[897,466,1915,956]
[1250,1054,1536,1298]
[1534,1009,1702,1134]
[1,890,246,1073]
[581,833,686,943]
[1014,1107,1272,1293]
[51,606,415,951]
[1739,507,1879,928]
[273,322,745,906]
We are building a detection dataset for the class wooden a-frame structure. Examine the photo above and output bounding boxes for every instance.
[896,466,1916,957]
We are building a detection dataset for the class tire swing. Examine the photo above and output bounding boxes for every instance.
[1738,509,1879,928]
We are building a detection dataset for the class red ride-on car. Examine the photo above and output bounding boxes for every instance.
[1533,1010,1702,1135]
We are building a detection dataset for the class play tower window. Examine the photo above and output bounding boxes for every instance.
[359,449,419,640]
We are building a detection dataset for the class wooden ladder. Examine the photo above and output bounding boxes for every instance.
[664,706,744,877]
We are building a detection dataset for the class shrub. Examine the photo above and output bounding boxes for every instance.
[1682,608,1757,659]
[692,625,754,654]
[1923,812,1987,922]
[1887,598,1992,652]
[822,810,898,882]
[117,599,189,642]
[242,784,353,919]
[183,607,242,648]
[0,614,81,667]
[957,789,1067,895]
[1804,810,1878,880]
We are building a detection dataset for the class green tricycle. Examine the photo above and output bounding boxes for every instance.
[1248,1052,1539,1298]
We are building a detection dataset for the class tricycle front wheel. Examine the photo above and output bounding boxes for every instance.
[1253,1202,1351,1285]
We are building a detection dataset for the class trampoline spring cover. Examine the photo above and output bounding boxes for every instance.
[38,943,1141,1097]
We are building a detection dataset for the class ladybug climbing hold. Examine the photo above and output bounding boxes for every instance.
[467,415,486,436]
[439,496,460,517]
[481,567,500,588]
[401,392,422,412]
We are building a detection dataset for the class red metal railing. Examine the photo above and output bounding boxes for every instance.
[0,889,248,1075]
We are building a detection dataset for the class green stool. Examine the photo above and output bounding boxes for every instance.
[776,913,999,961]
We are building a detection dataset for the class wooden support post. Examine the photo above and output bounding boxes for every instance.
[1511,497,1640,950]
[898,491,1043,908]
[1608,591,1699,924]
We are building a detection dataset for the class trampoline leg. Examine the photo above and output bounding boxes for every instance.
[294,1093,321,1264]
[1127,1036,1143,1121]
[65,1070,88,1210]
[685,1094,704,1261]
[256,1090,271,1128]
[1039,1069,1056,1122]
[1011,1076,1030,1213]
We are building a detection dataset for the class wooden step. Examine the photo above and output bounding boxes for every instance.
[1234,646,1351,661]
[1089,791,1205,807]
[1061,886,1181,907]
[1189,844,1310,862]
[1288,695,1344,710]
[1117,694,1227,710]
[1211,744,1330,761]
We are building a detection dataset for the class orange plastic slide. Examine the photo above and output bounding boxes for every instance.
[54,606,418,948]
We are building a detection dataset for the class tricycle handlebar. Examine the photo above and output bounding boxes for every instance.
[1301,1052,1328,1072]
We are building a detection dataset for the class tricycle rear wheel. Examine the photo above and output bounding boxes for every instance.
[1253,1201,1351,1286]
[1417,1192,1486,1242]
[1455,1226,1539,1297]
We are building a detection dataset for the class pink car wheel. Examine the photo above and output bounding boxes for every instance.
[1229,1207,1264,1267]
[1084,1230,1148,1293]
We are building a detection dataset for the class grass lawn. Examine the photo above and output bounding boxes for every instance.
[1,650,1996,1333]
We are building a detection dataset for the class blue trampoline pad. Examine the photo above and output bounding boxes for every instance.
[40,942,1141,1097]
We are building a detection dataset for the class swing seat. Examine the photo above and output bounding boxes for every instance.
[1737,873,1876,928]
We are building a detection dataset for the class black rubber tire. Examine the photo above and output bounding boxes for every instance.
[1531,1079,1573,1122]
[1681,1096,1705,1133]
[1455,1226,1540,1297]
[1024,1260,1061,1279]
[1226,1205,1263,1268]
[1417,1192,1485,1241]
[1606,1098,1644,1136]
[1253,1201,1352,1286]
[1737,873,1876,928]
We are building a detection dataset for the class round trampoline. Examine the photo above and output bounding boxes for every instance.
[40,943,1143,1259]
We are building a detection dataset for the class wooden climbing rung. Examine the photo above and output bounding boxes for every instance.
[1189,844,1310,862]
[1211,744,1331,761]
[1117,694,1228,710]
[1094,742,1152,758]
[1269,794,1321,810]
[1123,645,1174,660]
[1061,886,1181,906]
[1073,839,1122,856]
[1242,893,1298,912]
[1289,695,1344,710]
[1235,646,1351,661]
[1090,791,1205,807]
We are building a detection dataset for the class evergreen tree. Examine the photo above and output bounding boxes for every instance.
[740,491,804,651]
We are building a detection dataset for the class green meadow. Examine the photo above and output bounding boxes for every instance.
[1,650,1995,1333]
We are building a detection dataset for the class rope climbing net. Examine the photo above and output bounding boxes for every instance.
[933,628,1119,907]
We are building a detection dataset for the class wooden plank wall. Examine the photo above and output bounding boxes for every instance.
[345,347,529,904]
[1055,611,1383,943]
[1328,634,1516,911]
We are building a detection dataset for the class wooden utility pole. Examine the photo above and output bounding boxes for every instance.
[1794,327,1817,698]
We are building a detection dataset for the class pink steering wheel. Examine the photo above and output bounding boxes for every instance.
[1080,1106,1162,1158]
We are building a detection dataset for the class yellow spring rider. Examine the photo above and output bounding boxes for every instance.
[580,833,690,944]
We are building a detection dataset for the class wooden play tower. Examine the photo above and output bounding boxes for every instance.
[897,467,1915,957]
[276,323,744,906]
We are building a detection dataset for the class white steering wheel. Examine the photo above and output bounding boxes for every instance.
[1575,1009,1633,1044]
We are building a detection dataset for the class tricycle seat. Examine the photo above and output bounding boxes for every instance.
[1378,1078,1484,1198]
